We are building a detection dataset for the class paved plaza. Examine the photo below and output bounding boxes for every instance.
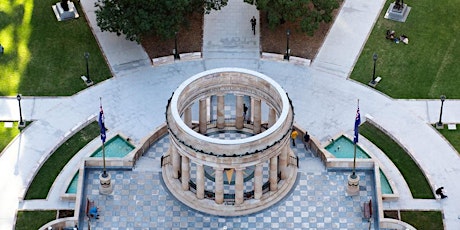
[81,135,377,230]
[1,0,460,229]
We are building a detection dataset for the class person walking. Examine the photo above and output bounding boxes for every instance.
[250,16,257,35]
[436,187,448,199]
[243,103,249,123]
[291,129,298,147]
[304,132,310,148]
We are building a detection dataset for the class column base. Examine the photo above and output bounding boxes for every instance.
[99,172,113,195]
[346,174,360,196]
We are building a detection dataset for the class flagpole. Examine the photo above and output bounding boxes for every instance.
[100,97,107,178]
[351,99,359,179]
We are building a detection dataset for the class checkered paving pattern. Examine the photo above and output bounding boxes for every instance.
[80,134,378,230]
[80,170,377,230]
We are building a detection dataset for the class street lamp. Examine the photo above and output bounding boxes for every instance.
[174,31,180,60]
[84,52,92,84]
[437,95,446,128]
[371,53,378,84]
[284,29,290,61]
[17,94,25,128]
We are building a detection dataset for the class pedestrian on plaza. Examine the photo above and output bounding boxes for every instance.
[291,129,298,147]
[89,206,99,219]
[243,103,249,123]
[250,16,257,35]
[435,187,447,199]
[304,132,310,148]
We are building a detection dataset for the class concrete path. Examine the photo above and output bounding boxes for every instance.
[1,0,460,229]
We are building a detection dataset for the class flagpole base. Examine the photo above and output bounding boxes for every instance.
[346,174,360,196]
[99,172,113,195]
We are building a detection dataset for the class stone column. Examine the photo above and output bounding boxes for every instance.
[269,157,278,191]
[254,163,263,199]
[279,147,288,180]
[171,147,180,179]
[253,98,262,134]
[184,106,192,128]
[235,95,244,129]
[215,168,224,204]
[199,98,207,134]
[217,94,225,129]
[268,108,276,128]
[235,168,245,205]
[181,156,190,190]
[196,164,205,199]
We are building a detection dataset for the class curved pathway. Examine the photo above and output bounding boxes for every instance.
[1,0,460,229]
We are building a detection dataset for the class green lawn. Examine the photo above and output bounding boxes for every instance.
[436,124,460,155]
[24,121,99,199]
[401,211,444,230]
[0,122,20,152]
[0,0,111,96]
[350,0,460,99]
[359,122,434,198]
[15,210,56,230]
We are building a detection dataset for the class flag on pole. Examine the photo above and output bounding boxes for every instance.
[353,106,361,144]
[98,106,106,143]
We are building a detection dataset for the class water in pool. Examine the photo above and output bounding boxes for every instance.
[66,172,78,194]
[325,135,370,159]
[380,169,393,194]
[91,135,134,158]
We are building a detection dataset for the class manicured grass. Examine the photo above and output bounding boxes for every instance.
[350,0,460,99]
[0,122,20,152]
[359,122,434,198]
[401,211,444,230]
[0,0,111,96]
[15,210,56,230]
[24,121,99,199]
[436,124,460,155]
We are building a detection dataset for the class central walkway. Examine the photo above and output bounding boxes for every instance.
[203,0,259,60]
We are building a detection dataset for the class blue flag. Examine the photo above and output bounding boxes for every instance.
[353,106,361,144]
[98,106,106,143]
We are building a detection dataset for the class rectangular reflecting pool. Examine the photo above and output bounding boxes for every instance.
[91,135,135,158]
[325,135,371,159]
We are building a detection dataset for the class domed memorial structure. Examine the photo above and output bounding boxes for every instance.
[162,68,298,216]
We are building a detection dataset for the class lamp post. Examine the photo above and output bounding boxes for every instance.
[437,95,446,128]
[17,94,25,128]
[84,52,92,84]
[371,53,378,84]
[284,29,290,61]
[174,31,180,60]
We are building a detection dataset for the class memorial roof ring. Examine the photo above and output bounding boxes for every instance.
[169,68,292,146]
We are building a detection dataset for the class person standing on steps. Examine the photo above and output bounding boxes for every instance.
[243,103,249,123]
[250,16,257,35]
[291,129,298,147]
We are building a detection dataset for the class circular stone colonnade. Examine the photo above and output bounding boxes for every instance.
[162,68,298,216]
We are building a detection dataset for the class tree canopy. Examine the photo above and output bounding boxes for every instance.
[95,0,228,43]
[244,0,340,36]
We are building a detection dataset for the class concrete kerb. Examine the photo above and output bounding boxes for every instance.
[365,116,438,196]
[18,115,97,201]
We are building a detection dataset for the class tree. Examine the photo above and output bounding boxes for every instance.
[95,0,228,43]
[244,0,340,36]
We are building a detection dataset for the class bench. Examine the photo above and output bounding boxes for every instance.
[85,198,94,218]
[85,198,92,218]
[363,199,373,221]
